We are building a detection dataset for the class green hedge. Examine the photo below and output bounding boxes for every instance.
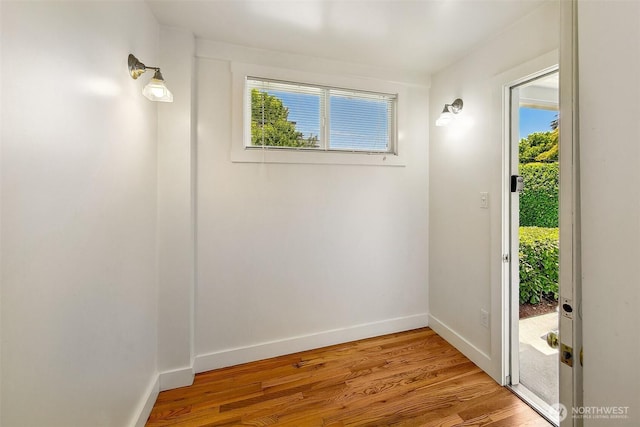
[519,227,559,304]
[519,162,559,228]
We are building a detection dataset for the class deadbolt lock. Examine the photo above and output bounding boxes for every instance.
[562,298,574,319]
[561,343,573,367]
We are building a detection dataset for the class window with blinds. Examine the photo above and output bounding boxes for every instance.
[246,77,396,153]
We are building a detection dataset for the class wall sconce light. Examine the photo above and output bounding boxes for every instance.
[128,54,173,102]
[435,98,463,126]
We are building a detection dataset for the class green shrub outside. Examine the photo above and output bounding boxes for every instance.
[519,226,559,304]
[519,130,558,164]
[519,162,559,228]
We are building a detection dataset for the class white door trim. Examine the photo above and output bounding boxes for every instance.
[495,49,559,386]
[559,1,583,425]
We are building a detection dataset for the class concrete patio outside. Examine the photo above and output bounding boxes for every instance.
[519,311,559,407]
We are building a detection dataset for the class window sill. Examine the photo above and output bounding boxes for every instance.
[231,146,406,166]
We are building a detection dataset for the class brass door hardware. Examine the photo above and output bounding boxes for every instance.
[561,343,573,367]
[546,331,559,348]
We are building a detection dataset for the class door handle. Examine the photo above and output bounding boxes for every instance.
[546,331,559,348]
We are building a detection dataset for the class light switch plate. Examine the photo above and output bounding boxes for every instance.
[480,192,489,209]
[480,309,489,328]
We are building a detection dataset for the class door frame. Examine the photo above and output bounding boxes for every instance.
[504,66,559,423]
[498,50,558,388]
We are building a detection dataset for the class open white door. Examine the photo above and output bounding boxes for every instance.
[501,2,582,418]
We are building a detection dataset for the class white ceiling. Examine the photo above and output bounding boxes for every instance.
[147,0,547,75]
[520,71,559,109]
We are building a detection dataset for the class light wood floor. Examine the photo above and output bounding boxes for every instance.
[146,328,551,426]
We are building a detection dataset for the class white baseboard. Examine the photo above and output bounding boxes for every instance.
[428,314,498,381]
[131,374,159,427]
[159,366,195,391]
[130,367,195,426]
[194,313,429,374]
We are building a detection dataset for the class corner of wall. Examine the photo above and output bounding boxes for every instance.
[156,25,198,380]
[131,375,160,427]
[428,314,499,382]
[159,367,195,392]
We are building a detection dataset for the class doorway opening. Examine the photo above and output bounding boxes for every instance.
[507,69,560,424]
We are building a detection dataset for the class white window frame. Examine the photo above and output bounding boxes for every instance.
[231,62,407,166]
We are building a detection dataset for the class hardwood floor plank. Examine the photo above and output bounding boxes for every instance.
[146,328,551,427]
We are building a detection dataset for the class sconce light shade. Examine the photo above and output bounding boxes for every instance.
[128,54,173,103]
[142,70,173,102]
[435,106,454,127]
[436,98,463,126]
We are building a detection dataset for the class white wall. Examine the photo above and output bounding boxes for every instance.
[156,27,197,391]
[578,1,640,425]
[428,2,560,380]
[194,42,430,371]
[1,2,160,426]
